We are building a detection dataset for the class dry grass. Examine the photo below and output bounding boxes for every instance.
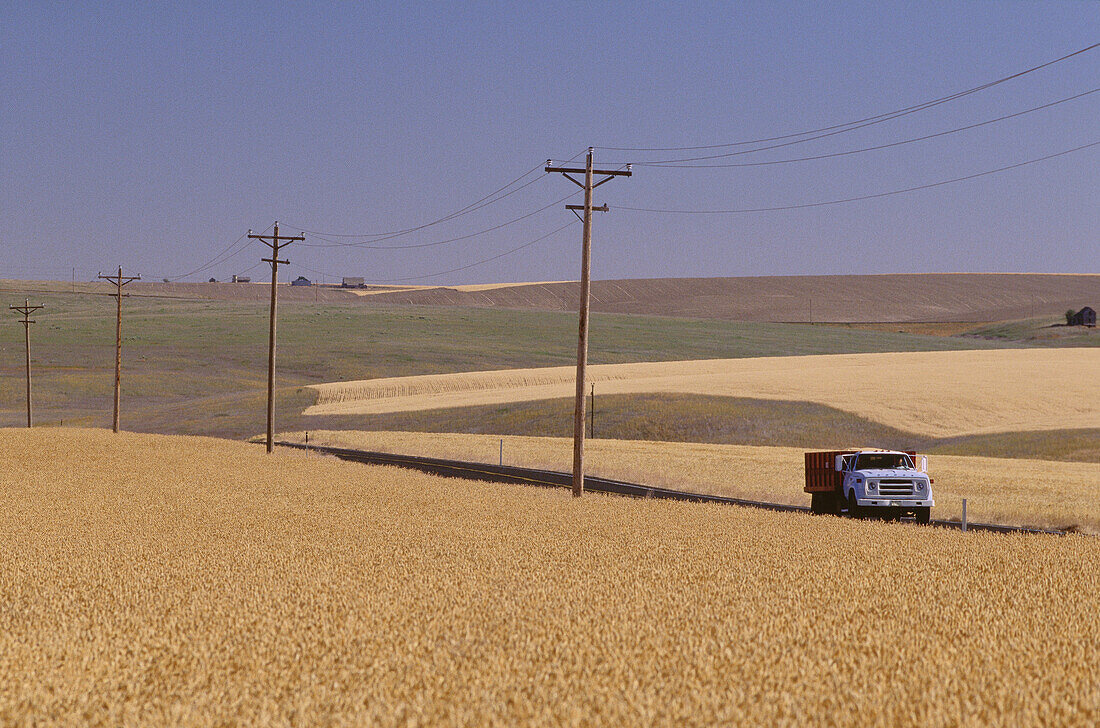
[287,430,1100,534]
[1,428,1097,726]
[306,349,1100,438]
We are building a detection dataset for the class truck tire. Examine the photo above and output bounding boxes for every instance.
[915,507,931,525]
[847,491,861,519]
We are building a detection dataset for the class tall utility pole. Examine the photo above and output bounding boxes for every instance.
[9,299,44,428]
[545,148,631,496]
[248,222,305,453]
[98,267,140,433]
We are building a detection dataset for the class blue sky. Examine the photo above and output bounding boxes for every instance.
[2,2,1097,283]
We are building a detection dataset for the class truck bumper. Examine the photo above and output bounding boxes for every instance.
[856,498,934,508]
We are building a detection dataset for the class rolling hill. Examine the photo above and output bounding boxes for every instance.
[356,273,1100,323]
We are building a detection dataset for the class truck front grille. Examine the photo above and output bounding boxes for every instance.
[877,479,915,496]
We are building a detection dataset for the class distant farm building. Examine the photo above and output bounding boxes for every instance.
[231,275,251,283]
[342,276,365,288]
[291,276,312,286]
[208,277,217,283]
[1069,306,1096,327]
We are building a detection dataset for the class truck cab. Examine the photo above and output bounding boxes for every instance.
[838,450,933,523]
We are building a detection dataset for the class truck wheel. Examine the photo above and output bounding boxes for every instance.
[915,507,931,525]
[847,491,861,519]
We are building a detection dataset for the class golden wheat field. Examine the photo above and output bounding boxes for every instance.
[305,349,1100,438]
[285,430,1100,534]
[2,428,1097,726]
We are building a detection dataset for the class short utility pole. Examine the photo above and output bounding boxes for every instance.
[9,299,44,428]
[589,383,595,439]
[98,267,140,433]
[545,148,631,496]
[248,222,305,453]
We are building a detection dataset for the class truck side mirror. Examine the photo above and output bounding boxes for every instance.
[920,456,928,473]
[835,454,844,472]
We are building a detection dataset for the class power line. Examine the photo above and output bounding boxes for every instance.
[294,174,550,248]
[289,221,577,284]
[369,221,576,282]
[597,42,1100,153]
[297,190,582,249]
[638,87,1100,168]
[286,165,543,241]
[618,140,1100,214]
[165,223,273,281]
[286,155,586,242]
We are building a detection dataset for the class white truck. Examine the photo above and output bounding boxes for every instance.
[805,450,934,523]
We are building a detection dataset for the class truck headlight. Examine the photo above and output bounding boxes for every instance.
[867,481,877,492]
[915,481,925,492]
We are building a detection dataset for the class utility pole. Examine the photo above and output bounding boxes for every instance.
[98,267,140,433]
[589,383,595,439]
[545,148,631,496]
[9,299,44,428]
[248,222,305,453]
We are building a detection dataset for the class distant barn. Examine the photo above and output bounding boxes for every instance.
[1069,306,1096,327]
[342,276,365,288]
[290,276,312,286]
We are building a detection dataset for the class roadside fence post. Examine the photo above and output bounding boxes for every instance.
[499,438,503,466]
[962,499,968,533]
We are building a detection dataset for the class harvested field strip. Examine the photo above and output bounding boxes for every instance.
[286,431,1100,534]
[306,349,1100,437]
[303,392,1100,463]
[1,428,1097,726]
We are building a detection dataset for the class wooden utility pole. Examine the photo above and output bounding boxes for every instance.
[9,299,44,428]
[545,148,631,496]
[589,383,595,439]
[98,267,140,433]
[248,222,305,453]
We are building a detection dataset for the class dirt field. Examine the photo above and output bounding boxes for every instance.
[8,273,1097,322]
[284,430,1100,534]
[306,349,1100,438]
[357,273,1100,323]
[2,428,1097,726]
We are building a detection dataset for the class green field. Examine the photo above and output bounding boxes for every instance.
[0,289,1041,440]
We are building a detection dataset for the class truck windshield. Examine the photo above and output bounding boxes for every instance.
[854,453,914,470]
